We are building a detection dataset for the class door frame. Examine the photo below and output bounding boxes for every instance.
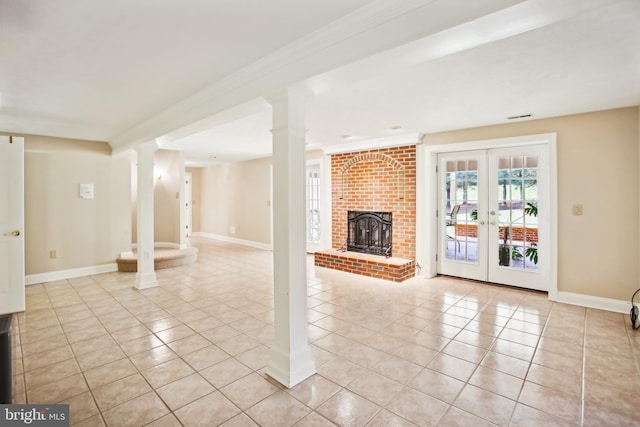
[0,135,25,314]
[184,171,193,239]
[417,132,558,300]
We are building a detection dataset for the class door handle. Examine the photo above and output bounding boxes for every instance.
[479,221,486,225]
[490,221,497,226]
[3,230,20,237]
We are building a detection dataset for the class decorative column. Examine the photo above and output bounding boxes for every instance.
[265,87,316,387]
[135,141,159,290]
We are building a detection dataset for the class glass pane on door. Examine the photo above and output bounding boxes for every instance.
[444,159,479,263]
[307,167,321,244]
[495,155,538,271]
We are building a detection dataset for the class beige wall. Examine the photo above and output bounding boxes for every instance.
[191,150,328,247]
[17,134,131,275]
[424,106,640,301]
[196,157,272,245]
[131,149,183,245]
[153,150,183,243]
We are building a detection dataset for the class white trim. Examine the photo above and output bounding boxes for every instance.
[415,141,427,276]
[26,264,118,285]
[322,133,420,155]
[192,232,272,251]
[270,164,273,252]
[418,133,558,298]
[553,291,630,314]
[423,133,555,153]
[547,134,559,302]
[266,345,316,388]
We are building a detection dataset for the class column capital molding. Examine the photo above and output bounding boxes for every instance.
[263,85,313,108]
[265,86,309,135]
[136,140,159,155]
[270,126,308,137]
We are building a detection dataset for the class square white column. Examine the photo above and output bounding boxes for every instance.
[265,87,316,387]
[135,141,159,290]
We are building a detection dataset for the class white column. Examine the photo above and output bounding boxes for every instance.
[135,141,159,290]
[265,87,316,387]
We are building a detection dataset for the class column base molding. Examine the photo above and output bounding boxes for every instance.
[134,271,159,290]
[266,344,316,388]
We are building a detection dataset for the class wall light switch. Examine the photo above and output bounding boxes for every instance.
[572,204,583,216]
[79,183,94,199]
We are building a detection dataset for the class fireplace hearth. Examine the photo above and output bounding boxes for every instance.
[347,211,392,257]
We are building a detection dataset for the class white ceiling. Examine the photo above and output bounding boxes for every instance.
[1,0,639,165]
[308,0,640,143]
[0,0,372,140]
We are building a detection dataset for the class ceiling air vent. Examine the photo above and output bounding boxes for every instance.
[507,114,532,120]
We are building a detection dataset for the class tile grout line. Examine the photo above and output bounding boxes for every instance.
[504,298,537,427]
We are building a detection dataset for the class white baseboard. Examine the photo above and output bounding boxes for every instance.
[192,232,272,251]
[26,263,119,285]
[552,291,630,314]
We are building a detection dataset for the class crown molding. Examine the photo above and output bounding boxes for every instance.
[322,132,420,155]
[111,0,529,154]
[110,0,436,153]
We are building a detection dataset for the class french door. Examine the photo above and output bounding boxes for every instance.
[438,144,549,291]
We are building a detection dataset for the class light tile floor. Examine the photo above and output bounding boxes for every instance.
[11,237,640,426]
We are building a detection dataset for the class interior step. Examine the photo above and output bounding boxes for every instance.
[116,247,198,272]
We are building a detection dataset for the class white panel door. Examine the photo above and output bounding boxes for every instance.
[0,136,25,314]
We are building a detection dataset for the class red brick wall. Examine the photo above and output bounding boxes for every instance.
[331,145,416,260]
[315,250,416,282]
[454,224,539,243]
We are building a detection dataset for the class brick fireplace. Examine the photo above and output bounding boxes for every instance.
[314,145,417,282]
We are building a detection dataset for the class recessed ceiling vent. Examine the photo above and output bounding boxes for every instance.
[507,114,532,120]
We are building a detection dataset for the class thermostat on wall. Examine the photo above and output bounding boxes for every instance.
[79,183,94,199]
